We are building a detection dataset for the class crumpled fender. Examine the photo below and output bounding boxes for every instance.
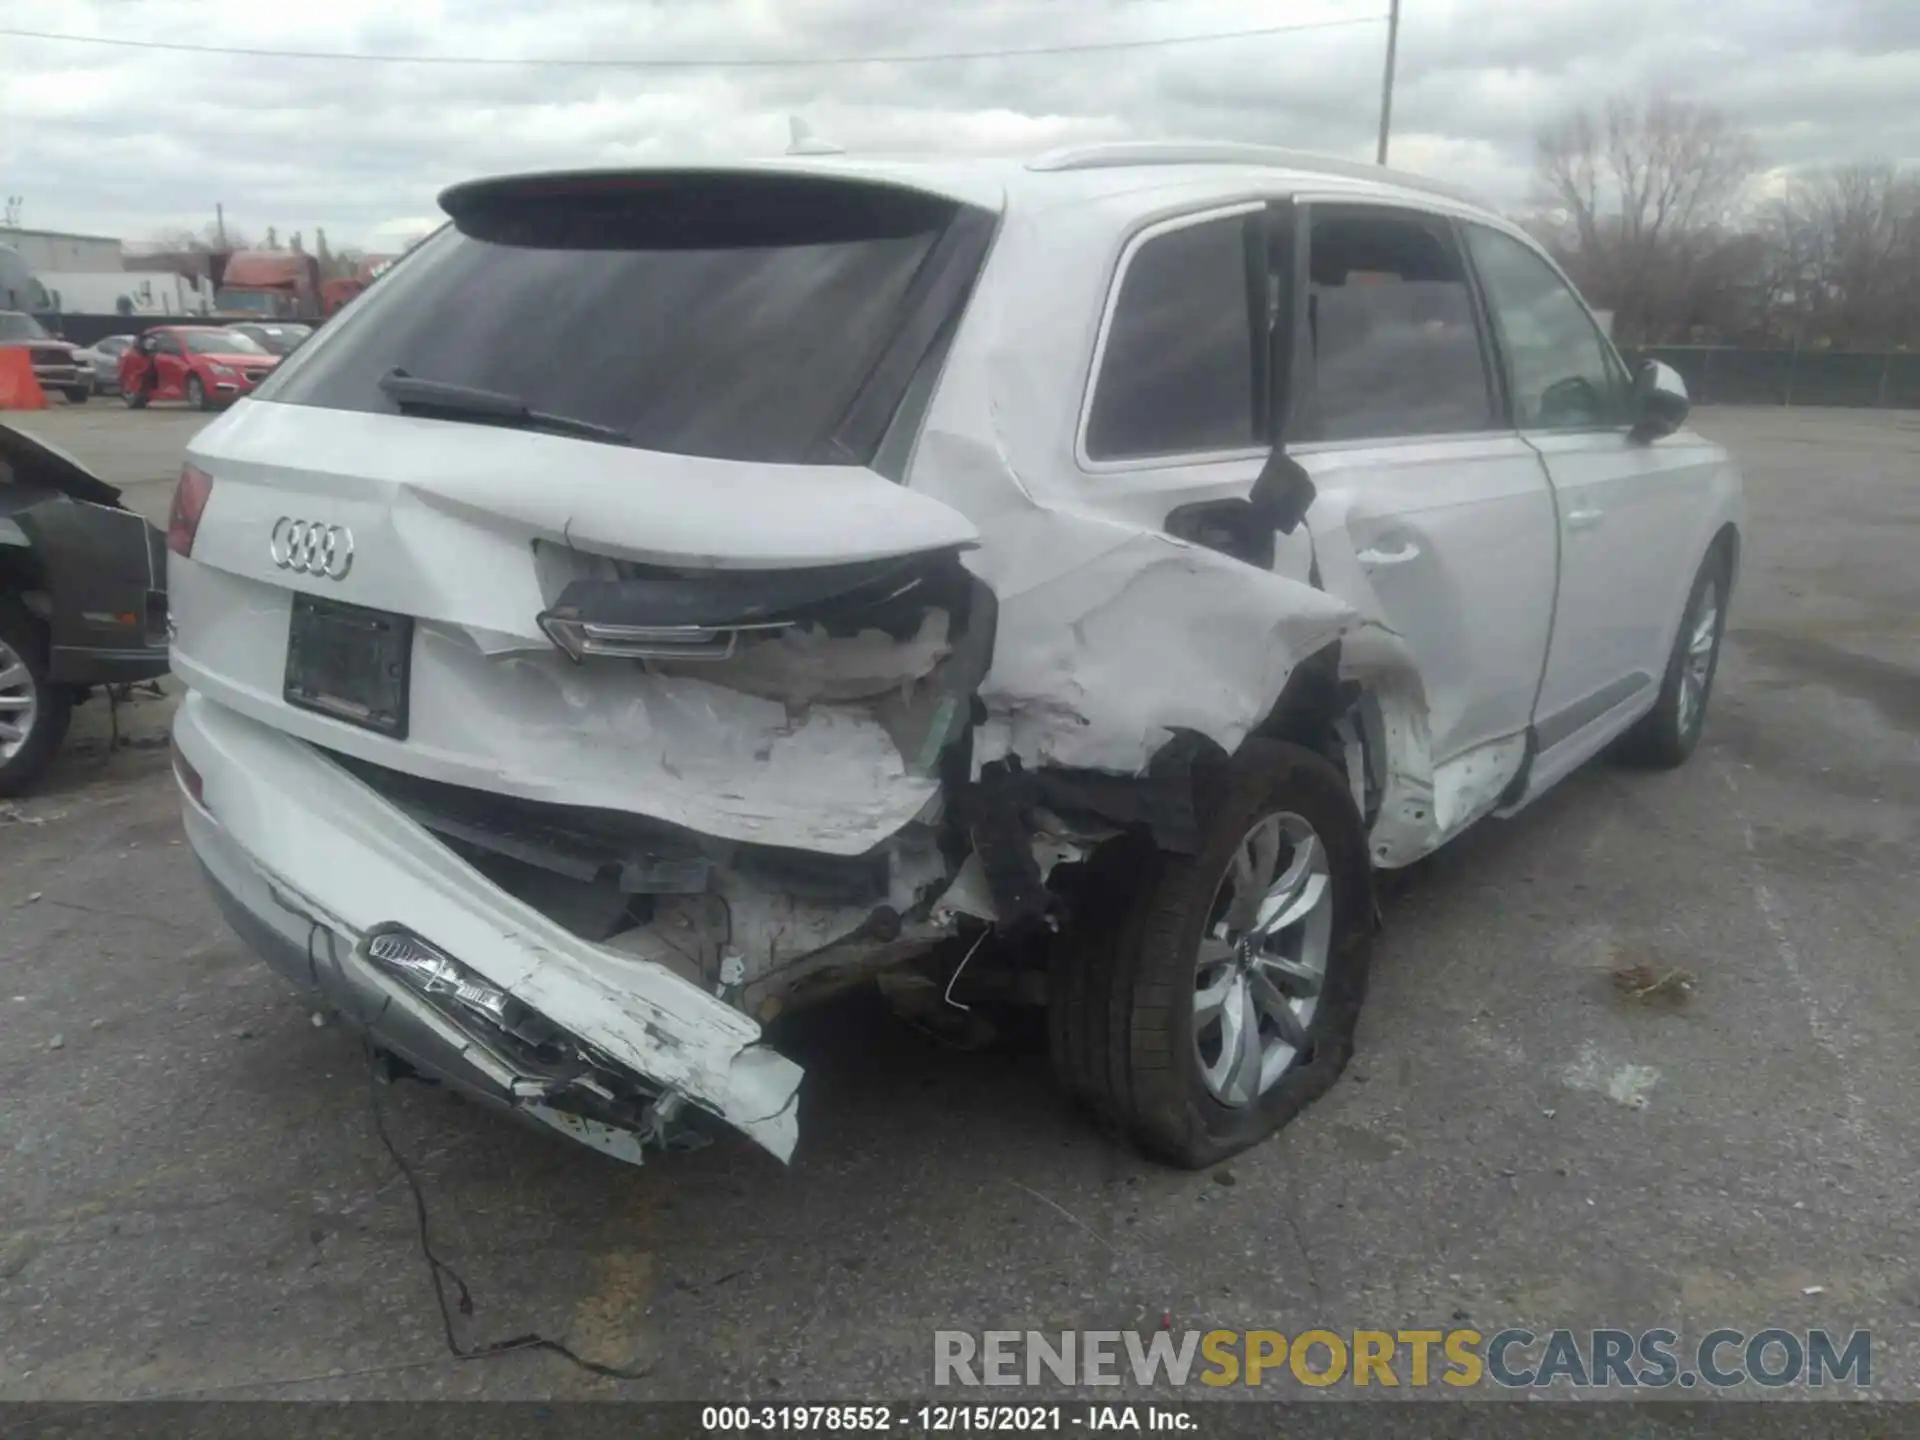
[910,426,1357,783]
[972,511,1356,774]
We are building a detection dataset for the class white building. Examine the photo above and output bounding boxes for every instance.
[33,270,213,316]
[0,227,124,274]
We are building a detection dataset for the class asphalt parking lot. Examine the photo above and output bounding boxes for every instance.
[2,402,1918,1403]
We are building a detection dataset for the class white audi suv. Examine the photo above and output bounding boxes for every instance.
[165,144,1743,1169]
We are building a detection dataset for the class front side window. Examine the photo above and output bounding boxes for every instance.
[1463,224,1628,430]
[1085,213,1259,461]
[1297,208,1497,443]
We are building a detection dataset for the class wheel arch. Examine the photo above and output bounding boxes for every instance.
[1243,628,1441,868]
[0,536,49,609]
[1710,519,1741,589]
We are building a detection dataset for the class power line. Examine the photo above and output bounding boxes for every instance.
[0,15,1386,69]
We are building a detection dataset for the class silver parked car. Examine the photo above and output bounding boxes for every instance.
[74,333,136,394]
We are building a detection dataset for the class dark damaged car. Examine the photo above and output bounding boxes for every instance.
[1,422,170,794]
[166,148,1743,1169]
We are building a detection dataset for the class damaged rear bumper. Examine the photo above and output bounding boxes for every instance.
[174,691,804,1165]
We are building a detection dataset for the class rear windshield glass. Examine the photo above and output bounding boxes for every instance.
[259,174,976,465]
[185,330,269,355]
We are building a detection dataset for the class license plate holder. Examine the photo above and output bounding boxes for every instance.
[284,594,412,739]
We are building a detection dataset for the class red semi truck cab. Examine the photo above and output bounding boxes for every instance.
[211,251,322,321]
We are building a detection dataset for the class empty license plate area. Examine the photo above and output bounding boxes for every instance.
[283,593,413,739]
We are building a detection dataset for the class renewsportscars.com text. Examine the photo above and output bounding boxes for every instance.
[933,1327,1871,1390]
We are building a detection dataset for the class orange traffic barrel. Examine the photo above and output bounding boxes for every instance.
[0,349,48,410]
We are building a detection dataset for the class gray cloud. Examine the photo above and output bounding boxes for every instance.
[1,0,1913,248]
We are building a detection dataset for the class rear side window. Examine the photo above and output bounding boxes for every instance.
[258,174,989,465]
[1298,209,1498,443]
[1085,213,1259,462]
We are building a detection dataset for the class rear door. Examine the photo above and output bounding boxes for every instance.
[1460,223,1715,753]
[1288,203,1557,767]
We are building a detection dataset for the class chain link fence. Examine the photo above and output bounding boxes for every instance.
[1624,346,1920,409]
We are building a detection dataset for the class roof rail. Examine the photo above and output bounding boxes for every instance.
[1025,141,1482,207]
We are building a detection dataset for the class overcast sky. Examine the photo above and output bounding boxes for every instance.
[2,0,1915,251]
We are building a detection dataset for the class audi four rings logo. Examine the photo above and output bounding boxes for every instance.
[269,517,355,579]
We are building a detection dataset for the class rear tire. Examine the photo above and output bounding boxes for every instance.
[0,599,74,798]
[1048,739,1372,1169]
[63,387,89,405]
[1616,546,1729,769]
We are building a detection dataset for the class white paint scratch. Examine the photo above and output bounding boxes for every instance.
[1560,1040,1661,1110]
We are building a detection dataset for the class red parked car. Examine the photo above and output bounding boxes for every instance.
[119,326,280,411]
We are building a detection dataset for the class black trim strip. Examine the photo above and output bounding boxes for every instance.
[823,204,998,466]
[1534,670,1655,752]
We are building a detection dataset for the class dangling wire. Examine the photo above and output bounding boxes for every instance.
[295,916,649,1381]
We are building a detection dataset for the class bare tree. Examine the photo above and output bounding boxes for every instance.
[129,221,260,281]
[1533,96,1759,344]
[139,221,257,255]
[1764,164,1920,347]
[326,244,366,281]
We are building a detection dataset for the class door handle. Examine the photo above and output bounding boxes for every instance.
[1565,507,1604,531]
[1356,540,1422,567]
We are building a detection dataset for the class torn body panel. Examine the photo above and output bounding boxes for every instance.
[966,515,1354,776]
[172,406,999,856]
[1297,477,1536,868]
[1332,621,1527,868]
[174,690,805,1161]
[334,742,959,1013]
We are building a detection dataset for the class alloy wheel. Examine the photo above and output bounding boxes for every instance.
[1677,581,1721,737]
[1193,810,1335,1107]
[0,636,40,764]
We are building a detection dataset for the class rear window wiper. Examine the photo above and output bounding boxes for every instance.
[377,368,630,445]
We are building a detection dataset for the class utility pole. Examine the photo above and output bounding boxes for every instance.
[1375,0,1402,165]
[215,203,228,249]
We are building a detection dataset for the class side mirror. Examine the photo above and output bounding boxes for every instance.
[1630,359,1690,443]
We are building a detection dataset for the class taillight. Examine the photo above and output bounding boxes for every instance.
[167,464,213,559]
